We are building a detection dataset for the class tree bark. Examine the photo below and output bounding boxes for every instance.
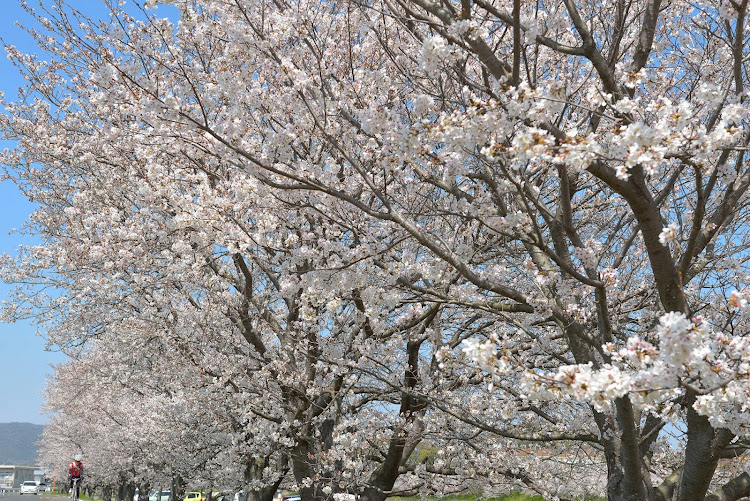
[246,482,283,501]
[674,392,723,501]
[705,472,750,501]
[244,454,287,501]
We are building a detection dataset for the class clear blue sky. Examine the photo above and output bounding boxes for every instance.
[0,0,69,425]
[0,0,174,425]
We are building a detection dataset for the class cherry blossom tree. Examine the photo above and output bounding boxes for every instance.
[3,0,750,500]
[2,4,443,500]
[39,341,256,501]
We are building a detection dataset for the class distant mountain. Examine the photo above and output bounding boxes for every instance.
[0,422,43,465]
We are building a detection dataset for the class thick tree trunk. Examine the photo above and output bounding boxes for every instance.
[289,400,345,501]
[592,402,660,501]
[614,397,652,500]
[118,482,137,501]
[705,472,750,501]
[243,454,287,501]
[292,340,425,501]
[170,474,184,501]
[357,486,385,501]
[359,342,425,501]
[117,483,126,501]
[291,449,341,501]
[601,431,626,501]
[601,441,656,501]
[246,482,282,501]
[139,483,152,501]
[674,394,735,501]
[675,419,719,500]
[291,440,316,501]
[357,429,407,501]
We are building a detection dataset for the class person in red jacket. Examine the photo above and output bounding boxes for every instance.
[68,455,83,497]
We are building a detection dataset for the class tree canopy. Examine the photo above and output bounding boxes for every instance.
[2,0,750,500]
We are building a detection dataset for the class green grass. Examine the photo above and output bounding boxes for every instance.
[43,491,98,501]
[393,491,602,501]
[433,494,544,501]
[40,490,603,501]
[493,493,545,501]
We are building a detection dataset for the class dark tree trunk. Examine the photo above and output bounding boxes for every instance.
[358,341,426,501]
[674,397,734,501]
[291,439,315,501]
[171,474,185,501]
[139,483,152,501]
[705,472,750,501]
[246,481,283,501]
[243,454,287,501]
[119,482,137,501]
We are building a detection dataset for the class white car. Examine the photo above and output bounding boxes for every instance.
[149,490,171,501]
[20,481,39,495]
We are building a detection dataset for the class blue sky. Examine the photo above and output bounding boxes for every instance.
[0,0,69,425]
[0,0,174,425]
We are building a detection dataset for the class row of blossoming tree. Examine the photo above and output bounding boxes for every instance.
[2,0,750,499]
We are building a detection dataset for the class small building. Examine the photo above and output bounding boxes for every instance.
[0,465,40,489]
[33,469,46,485]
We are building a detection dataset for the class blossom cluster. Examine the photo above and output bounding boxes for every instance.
[515,310,750,434]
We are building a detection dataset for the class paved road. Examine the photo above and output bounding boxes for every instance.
[0,492,62,501]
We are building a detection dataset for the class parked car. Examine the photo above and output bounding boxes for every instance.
[282,495,301,501]
[184,492,203,501]
[333,495,356,501]
[213,492,231,501]
[149,490,171,501]
[20,481,39,495]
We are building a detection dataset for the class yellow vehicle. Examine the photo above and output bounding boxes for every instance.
[183,492,204,501]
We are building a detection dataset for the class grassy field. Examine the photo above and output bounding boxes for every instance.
[394,492,603,501]
[43,490,603,501]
